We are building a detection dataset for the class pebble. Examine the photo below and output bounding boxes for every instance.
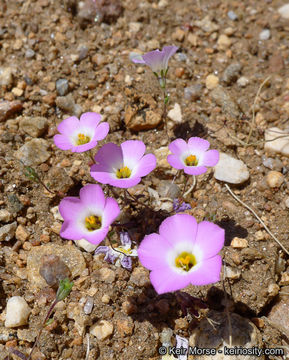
[101,294,110,304]
[129,22,142,32]
[19,116,48,137]
[214,153,250,184]
[90,320,113,340]
[217,34,232,50]
[227,10,238,21]
[184,84,203,101]
[75,239,97,252]
[264,127,289,157]
[116,317,134,337]
[154,146,171,171]
[5,296,31,328]
[262,156,283,171]
[15,225,30,242]
[205,74,219,90]
[99,268,116,283]
[268,297,289,337]
[189,310,263,359]
[26,243,86,288]
[0,67,13,87]
[167,103,182,123]
[195,16,219,33]
[130,267,150,287]
[156,180,180,199]
[172,28,185,42]
[237,76,249,87]
[222,63,242,85]
[278,3,289,19]
[266,171,284,188]
[125,106,162,131]
[187,33,198,46]
[56,94,82,117]
[56,79,69,96]
[211,86,240,118]
[0,100,23,122]
[280,272,289,286]
[0,209,13,222]
[225,266,241,280]
[83,297,94,315]
[39,254,71,287]
[231,237,248,249]
[0,222,17,242]
[25,49,35,59]
[285,197,289,208]
[259,29,270,41]
[15,138,50,166]
[268,283,279,297]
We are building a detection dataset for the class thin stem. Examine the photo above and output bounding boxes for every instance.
[125,189,152,211]
[183,176,196,198]
[222,264,232,347]
[225,184,289,256]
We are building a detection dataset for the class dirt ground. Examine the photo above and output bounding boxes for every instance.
[0,0,289,359]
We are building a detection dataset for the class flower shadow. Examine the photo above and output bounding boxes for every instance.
[216,217,248,246]
[173,120,207,141]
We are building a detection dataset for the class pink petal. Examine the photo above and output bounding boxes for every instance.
[133,154,156,177]
[54,134,73,151]
[168,138,188,155]
[150,267,191,294]
[93,143,123,170]
[195,221,224,260]
[187,255,222,285]
[167,154,184,170]
[57,116,80,134]
[60,220,85,241]
[108,176,142,188]
[121,140,146,166]
[80,112,101,128]
[90,170,115,185]
[82,227,109,245]
[138,233,173,270]
[59,197,82,221]
[70,141,97,153]
[162,45,178,70]
[159,214,198,247]
[200,150,219,167]
[142,50,163,73]
[188,137,210,152]
[79,184,105,208]
[92,122,109,141]
[102,197,120,227]
[184,165,207,175]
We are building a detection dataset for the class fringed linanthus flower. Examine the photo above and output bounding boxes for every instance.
[95,232,137,271]
[173,198,192,213]
[59,184,120,245]
[90,140,156,188]
[138,214,224,295]
[167,137,219,176]
[54,112,109,153]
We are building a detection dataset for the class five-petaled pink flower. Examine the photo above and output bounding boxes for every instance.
[167,137,219,175]
[131,45,178,78]
[59,184,120,245]
[138,214,224,295]
[54,112,109,153]
[90,140,156,188]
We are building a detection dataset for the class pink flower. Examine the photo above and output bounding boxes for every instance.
[131,45,178,77]
[138,214,224,295]
[90,140,156,188]
[167,137,219,175]
[59,184,120,245]
[54,112,109,153]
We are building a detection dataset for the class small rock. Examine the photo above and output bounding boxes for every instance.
[187,33,198,46]
[75,239,97,252]
[195,16,219,33]
[211,86,240,119]
[12,87,24,97]
[278,3,289,19]
[168,103,182,123]
[214,153,250,184]
[27,243,86,288]
[19,116,48,137]
[7,194,24,213]
[222,63,242,85]
[231,237,248,249]
[0,222,17,242]
[78,0,123,25]
[98,267,116,283]
[280,272,289,286]
[15,225,30,242]
[255,230,265,241]
[5,296,31,328]
[156,180,180,199]
[262,156,283,171]
[15,138,50,166]
[237,76,249,87]
[116,317,134,337]
[217,34,232,50]
[266,171,284,188]
[129,22,142,32]
[124,105,162,131]
[184,84,203,101]
[130,267,150,287]
[90,320,113,340]
[0,100,23,122]
[25,48,35,59]
[259,29,270,41]
[154,146,171,171]
[0,209,13,222]
[101,294,110,304]
[50,206,64,221]
[17,329,37,342]
[268,297,289,337]
[56,79,69,96]
[268,283,279,297]
[56,94,82,117]
[83,297,94,315]
[172,28,185,42]
[206,74,219,90]
[227,10,238,21]
[264,127,289,157]
[269,52,284,72]
[0,67,13,87]
[225,266,241,280]
[39,254,71,287]
[285,197,289,208]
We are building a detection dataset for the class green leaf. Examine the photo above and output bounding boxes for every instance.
[24,166,40,183]
[164,95,170,105]
[56,278,73,301]
[45,318,54,327]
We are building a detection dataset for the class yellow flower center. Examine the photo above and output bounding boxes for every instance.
[175,251,197,272]
[116,166,131,179]
[85,215,102,231]
[115,246,132,255]
[185,154,198,166]
[77,133,91,145]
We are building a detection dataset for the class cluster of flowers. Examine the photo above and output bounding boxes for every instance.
[53,46,225,295]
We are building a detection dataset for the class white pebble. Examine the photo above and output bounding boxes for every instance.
[259,29,270,41]
[167,103,182,123]
[5,296,31,328]
[214,153,250,184]
[237,76,249,87]
[278,3,289,19]
[90,320,113,340]
[264,127,289,157]
[75,238,97,252]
